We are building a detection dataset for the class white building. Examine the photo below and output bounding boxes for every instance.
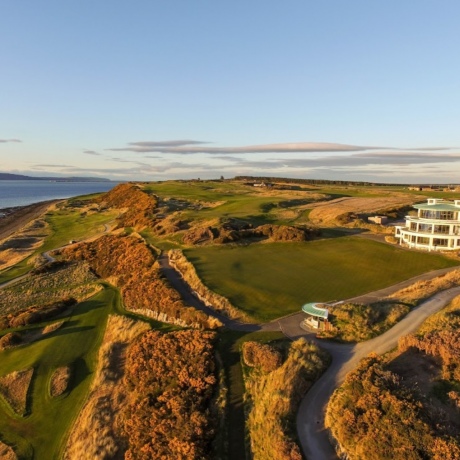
[395,199,460,251]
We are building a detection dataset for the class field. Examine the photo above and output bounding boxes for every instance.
[185,237,459,321]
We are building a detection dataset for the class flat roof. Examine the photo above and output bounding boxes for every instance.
[302,302,329,319]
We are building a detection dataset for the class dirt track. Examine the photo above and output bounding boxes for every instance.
[0,200,59,241]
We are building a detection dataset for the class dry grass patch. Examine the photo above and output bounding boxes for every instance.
[50,366,72,398]
[0,441,18,460]
[389,269,460,305]
[0,368,34,416]
[64,315,150,460]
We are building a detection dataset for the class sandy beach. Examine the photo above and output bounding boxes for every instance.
[0,200,60,241]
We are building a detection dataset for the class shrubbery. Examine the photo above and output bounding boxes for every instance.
[320,301,410,342]
[97,183,158,230]
[123,330,218,460]
[326,354,460,460]
[62,234,219,328]
[242,341,282,372]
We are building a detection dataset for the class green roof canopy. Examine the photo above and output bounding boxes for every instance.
[301,303,329,319]
[414,202,460,211]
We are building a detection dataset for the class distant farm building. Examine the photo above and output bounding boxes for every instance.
[395,198,460,251]
[368,215,388,225]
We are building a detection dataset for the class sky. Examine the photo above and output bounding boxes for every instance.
[1,1,460,183]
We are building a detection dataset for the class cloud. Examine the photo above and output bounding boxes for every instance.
[128,140,210,148]
[0,139,21,143]
[83,150,101,156]
[32,164,75,168]
[107,141,378,155]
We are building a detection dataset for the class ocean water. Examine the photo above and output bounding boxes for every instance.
[0,180,118,209]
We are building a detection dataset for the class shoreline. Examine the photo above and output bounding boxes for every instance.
[0,200,61,241]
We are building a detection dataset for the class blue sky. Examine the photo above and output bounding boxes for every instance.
[1,1,460,182]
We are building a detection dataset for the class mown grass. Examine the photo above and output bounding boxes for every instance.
[143,180,320,226]
[41,207,117,253]
[186,238,459,322]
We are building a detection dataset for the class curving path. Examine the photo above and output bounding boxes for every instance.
[296,285,460,460]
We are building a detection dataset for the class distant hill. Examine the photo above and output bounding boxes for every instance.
[0,172,111,182]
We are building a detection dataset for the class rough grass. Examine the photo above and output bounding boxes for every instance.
[320,269,460,342]
[389,269,460,306]
[64,314,150,460]
[0,262,100,317]
[0,368,34,416]
[244,339,329,460]
[185,238,458,321]
[320,301,410,342]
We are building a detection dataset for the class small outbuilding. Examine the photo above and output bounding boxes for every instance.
[301,302,330,330]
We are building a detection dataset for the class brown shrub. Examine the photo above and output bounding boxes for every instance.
[326,353,460,460]
[123,330,218,460]
[62,235,218,329]
[242,341,282,373]
[97,183,158,230]
[0,441,17,460]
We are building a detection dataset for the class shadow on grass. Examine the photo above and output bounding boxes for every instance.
[69,357,92,391]
[319,227,368,239]
[33,325,95,344]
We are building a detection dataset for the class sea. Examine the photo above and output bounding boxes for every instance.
[0,180,118,209]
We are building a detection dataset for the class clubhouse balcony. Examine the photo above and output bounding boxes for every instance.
[395,199,460,251]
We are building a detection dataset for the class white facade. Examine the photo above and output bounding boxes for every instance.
[395,199,460,251]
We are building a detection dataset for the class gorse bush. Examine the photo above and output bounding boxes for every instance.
[97,183,158,230]
[62,234,219,329]
[326,353,460,460]
[123,330,218,460]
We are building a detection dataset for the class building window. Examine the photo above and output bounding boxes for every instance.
[433,238,448,247]
[419,223,432,233]
[440,211,455,220]
[433,225,450,234]
[417,236,430,245]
